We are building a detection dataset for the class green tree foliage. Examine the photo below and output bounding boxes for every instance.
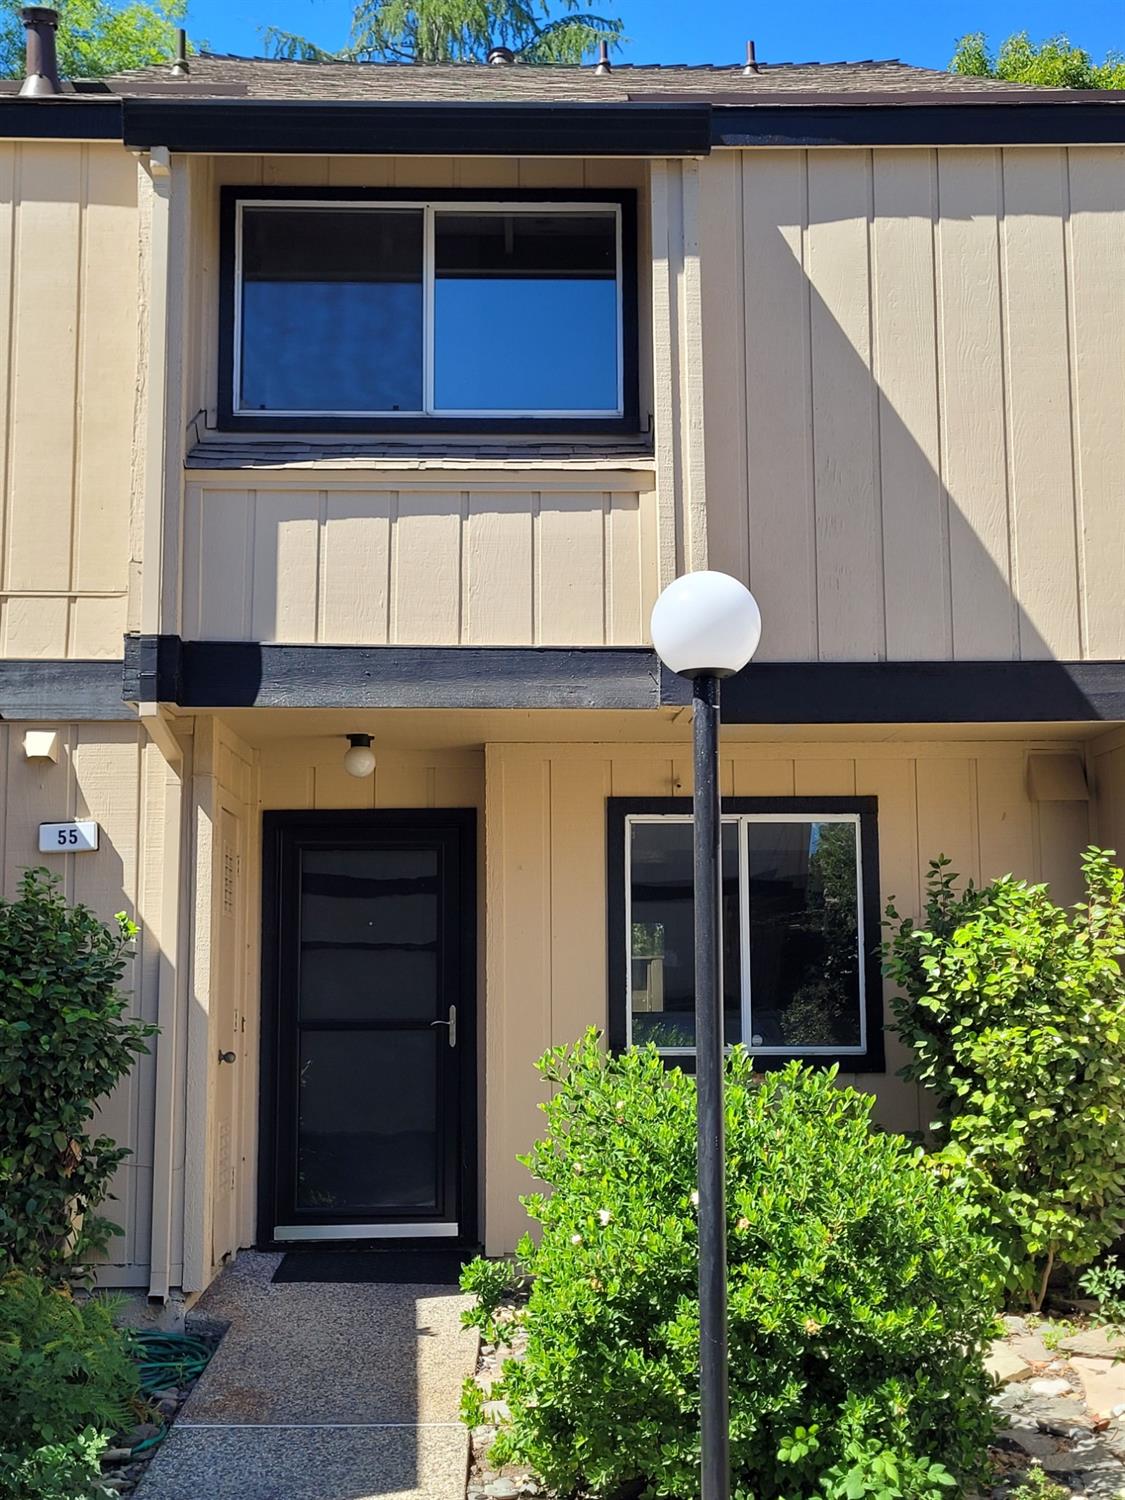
[0,0,189,80]
[951,31,1125,89]
[0,870,154,1279]
[0,1269,137,1500]
[266,0,623,66]
[461,1034,1000,1499]
[885,847,1125,1312]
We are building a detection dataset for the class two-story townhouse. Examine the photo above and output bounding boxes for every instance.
[2,12,1125,1304]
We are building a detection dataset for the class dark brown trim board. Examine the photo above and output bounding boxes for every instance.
[124,637,1125,720]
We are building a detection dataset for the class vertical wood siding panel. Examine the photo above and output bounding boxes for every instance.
[391,491,462,644]
[699,153,748,583]
[935,150,1018,659]
[915,757,979,886]
[455,158,520,189]
[536,490,605,645]
[198,490,252,640]
[320,490,392,645]
[1036,801,1091,907]
[549,756,611,1048]
[180,483,203,640]
[741,153,818,661]
[0,145,14,620]
[74,727,144,1259]
[251,490,320,643]
[807,151,884,661]
[374,760,432,809]
[486,751,551,1254]
[464,490,534,645]
[432,760,485,809]
[604,491,643,645]
[261,158,330,186]
[259,752,314,810]
[6,144,81,595]
[2,597,69,657]
[518,159,584,189]
[793,758,857,797]
[73,149,137,608]
[609,756,676,798]
[732,758,796,797]
[975,754,1035,883]
[872,150,951,660]
[312,748,376,811]
[1066,147,1125,659]
[1000,149,1081,660]
[69,596,126,659]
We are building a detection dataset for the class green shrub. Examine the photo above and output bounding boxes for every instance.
[885,847,1125,1311]
[461,1033,1000,1500]
[0,1268,137,1499]
[0,869,153,1277]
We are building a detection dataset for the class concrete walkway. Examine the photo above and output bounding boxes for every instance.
[134,1252,477,1500]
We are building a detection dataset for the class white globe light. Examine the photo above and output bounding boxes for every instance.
[343,735,376,778]
[650,571,762,679]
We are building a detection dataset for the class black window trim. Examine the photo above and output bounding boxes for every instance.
[606,795,885,1073]
[218,184,640,436]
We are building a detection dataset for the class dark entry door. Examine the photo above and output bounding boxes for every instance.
[260,811,476,1243]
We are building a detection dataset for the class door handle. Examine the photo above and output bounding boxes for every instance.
[430,1005,457,1048]
[218,1050,237,1064]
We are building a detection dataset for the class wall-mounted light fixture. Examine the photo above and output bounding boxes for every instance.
[343,733,376,779]
[23,729,59,763]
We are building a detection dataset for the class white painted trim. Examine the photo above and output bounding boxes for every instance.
[232,198,625,420]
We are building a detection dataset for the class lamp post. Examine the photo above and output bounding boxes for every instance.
[650,571,762,1500]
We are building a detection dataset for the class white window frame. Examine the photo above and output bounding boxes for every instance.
[232,198,626,420]
[623,812,869,1058]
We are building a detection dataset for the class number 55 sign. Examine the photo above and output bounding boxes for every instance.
[39,821,99,853]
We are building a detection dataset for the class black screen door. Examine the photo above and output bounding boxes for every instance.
[260,811,476,1243]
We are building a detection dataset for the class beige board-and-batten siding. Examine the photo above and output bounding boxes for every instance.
[0,721,159,1284]
[483,736,1091,1254]
[699,146,1125,664]
[0,143,137,660]
[180,477,658,647]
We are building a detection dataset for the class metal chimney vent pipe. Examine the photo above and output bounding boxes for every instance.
[20,6,62,97]
[594,39,611,75]
[743,40,760,74]
[170,26,189,76]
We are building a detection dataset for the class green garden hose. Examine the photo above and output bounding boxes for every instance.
[127,1332,214,1453]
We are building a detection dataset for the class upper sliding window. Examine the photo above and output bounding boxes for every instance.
[606,798,884,1071]
[219,188,638,433]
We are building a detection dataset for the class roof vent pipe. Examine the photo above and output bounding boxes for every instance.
[487,45,515,65]
[170,26,189,76]
[20,7,61,97]
[594,38,611,75]
[743,39,760,74]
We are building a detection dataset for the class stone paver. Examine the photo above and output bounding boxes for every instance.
[134,1252,477,1500]
[1070,1356,1125,1420]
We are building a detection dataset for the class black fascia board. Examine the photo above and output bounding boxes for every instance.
[120,98,714,156]
[0,97,122,141]
[713,100,1125,149]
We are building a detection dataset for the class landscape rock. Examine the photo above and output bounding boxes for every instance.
[988,1345,1033,1385]
[1029,1378,1074,1397]
[1061,1328,1125,1359]
[1072,1356,1125,1420]
[484,1481,520,1499]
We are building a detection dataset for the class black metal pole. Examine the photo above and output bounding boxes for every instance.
[693,671,729,1500]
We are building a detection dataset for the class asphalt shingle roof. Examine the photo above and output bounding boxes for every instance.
[98,54,1051,103]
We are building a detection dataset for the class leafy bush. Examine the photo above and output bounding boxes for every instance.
[0,869,153,1277]
[0,1268,137,1499]
[885,847,1125,1311]
[461,1033,1000,1500]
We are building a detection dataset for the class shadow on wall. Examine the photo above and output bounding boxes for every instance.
[700,146,1124,670]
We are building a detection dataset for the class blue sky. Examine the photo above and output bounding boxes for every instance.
[187,0,1121,70]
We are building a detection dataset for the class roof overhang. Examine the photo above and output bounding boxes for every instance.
[710,97,1125,148]
[119,98,714,155]
[2,91,1125,151]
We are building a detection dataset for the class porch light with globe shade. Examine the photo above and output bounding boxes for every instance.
[649,569,762,1500]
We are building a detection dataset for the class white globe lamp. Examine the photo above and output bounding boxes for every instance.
[343,733,376,778]
[650,569,761,679]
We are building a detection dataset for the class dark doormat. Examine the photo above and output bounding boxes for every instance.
[272,1249,476,1286]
